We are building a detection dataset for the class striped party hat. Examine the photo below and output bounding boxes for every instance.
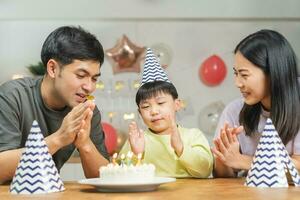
[141,48,171,86]
[245,118,300,188]
[10,120,65,194]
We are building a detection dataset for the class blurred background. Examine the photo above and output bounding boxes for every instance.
[1,0,299,180]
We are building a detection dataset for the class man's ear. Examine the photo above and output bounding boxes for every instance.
[174,99,181,112]
[46,59,60,78]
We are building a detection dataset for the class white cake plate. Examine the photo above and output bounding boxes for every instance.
[78,177,176,192]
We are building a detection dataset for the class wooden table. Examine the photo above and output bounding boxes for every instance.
[1,178,300,200]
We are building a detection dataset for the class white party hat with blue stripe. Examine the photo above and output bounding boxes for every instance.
[245,118,300,188]
[141,48,171,85]
[10,120,65,194]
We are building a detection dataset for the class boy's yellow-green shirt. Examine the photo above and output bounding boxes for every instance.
[120,125,213,178]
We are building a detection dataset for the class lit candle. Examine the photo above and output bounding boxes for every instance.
[112,153,118,165]
[126,151,133,165]
[120,154,125,166]
[136,153,142,166]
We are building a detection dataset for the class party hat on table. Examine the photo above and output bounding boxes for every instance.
[10,120,65,194]
[141,48,171,86]
[245,118,300,188]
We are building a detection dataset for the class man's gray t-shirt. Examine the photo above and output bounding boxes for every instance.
[0,77,109,170]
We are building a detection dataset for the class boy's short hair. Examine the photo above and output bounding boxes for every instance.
[41,26,104,69]
[136,81,178,106]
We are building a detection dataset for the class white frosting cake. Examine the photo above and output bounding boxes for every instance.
[99,163,156,183]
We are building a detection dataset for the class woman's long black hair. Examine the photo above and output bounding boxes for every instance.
[235,30,300,145]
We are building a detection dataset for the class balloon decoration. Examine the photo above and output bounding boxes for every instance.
[198,101,225,135]
[176,98,195,120]
[101,122,118,155]
[199,55,227,86]
[106,35,146,74]
[150,43,173,68]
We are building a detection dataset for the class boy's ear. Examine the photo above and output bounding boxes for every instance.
[174,99,181,112]
[46,59,60,78]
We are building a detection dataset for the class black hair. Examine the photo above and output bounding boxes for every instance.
[136,81,178,106]
[41,26,104,68]
[234,29,300,145]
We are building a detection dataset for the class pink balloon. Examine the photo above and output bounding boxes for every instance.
[101,122,118,155]
[199,55,227,86]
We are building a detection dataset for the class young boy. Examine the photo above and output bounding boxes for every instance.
[120,48,213,178]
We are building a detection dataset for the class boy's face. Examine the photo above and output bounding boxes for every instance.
[49,59,101,109]
[138,92,181,134]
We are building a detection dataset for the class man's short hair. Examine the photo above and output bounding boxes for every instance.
[41,26,104,68]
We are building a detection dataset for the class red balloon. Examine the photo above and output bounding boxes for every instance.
[199,55,227,86]
[101,122,118,155]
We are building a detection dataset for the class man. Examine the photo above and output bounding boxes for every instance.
[0,26,109,183]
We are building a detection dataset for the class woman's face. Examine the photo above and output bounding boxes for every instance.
[234,52,271,110]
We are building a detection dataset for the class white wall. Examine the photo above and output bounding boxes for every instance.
[1,0,300,19]
[1,0,300,135]
[1,0,300,180]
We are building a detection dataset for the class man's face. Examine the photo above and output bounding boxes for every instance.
[138,92,180,134]
[53,59,101,108]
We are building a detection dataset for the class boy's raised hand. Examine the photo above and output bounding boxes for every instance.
[168,115,183,157]
[128,121,145,155]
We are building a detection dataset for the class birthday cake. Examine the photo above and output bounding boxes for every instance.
[99,152,155,183]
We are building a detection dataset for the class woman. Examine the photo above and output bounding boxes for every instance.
[212,30,300,177]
